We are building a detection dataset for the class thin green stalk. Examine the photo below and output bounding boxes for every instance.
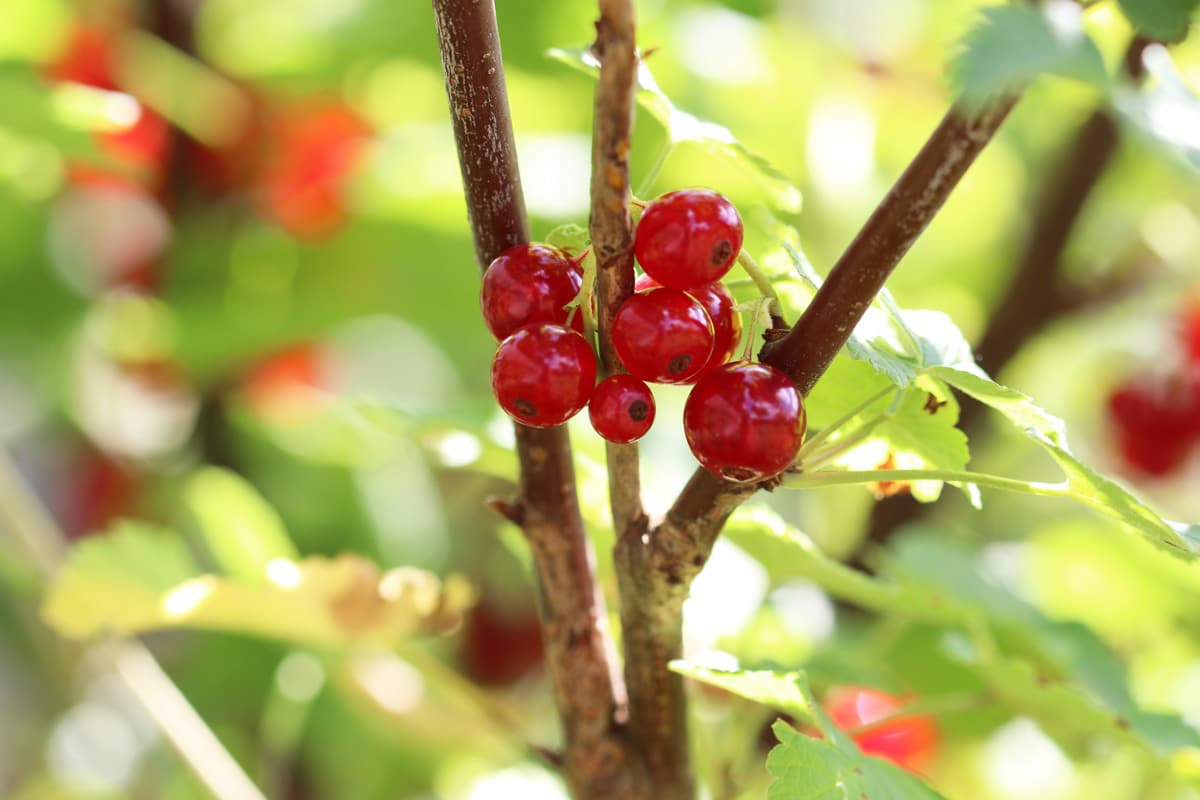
[793,384,896,461]
[797,417,885,470]
[786,468,1070,498]
[736,250,783,322]
[635,141,672,198]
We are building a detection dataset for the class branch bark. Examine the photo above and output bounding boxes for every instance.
[588,0,646,543]
[432,4,637,797]
[615,97,1018,797]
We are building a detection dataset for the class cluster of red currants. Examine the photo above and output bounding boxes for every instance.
[483,189,806,483]
[1105,303,1200,477]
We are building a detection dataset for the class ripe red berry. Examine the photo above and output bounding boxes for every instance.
[588,374,655,443]
[612,288,714,384]
[481,244,584,341]
[634,188,743,289]
[1106,374,1200,476]
[1180,303,1200,366]
[491,324,596,428]
[683,361,805,482]
[637,274,741,380]
[824,686,938,773]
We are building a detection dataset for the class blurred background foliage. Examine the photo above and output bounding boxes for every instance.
[3,0,1200,798]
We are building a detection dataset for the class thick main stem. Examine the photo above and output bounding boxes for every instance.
[432,3,636,797]
[621,98,1018,793]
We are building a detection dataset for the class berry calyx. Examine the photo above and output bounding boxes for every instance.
[491,324,596,428]
[481,243,584,341]
[588,374,656,443]
[634,188,743,289]
[612,288,714,384]
[637,274,741,380]
[824,686,939,773]
[683,360,805,482]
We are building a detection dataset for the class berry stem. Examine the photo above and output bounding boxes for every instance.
[735,249,786,328]
[796,415,886,470]
[434,4,638,797]
[792,384,896,463]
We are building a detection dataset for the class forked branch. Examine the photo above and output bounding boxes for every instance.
[618,96,1019,798]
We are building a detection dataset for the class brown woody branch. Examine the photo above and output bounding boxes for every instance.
[432,4,638,798]
[615,97,1018,796]
[588,0,646,543]
[859,37,1151,563]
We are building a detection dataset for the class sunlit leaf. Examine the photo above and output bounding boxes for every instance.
[950,3,1108,108]
[1116,0,1200,43]
[42,522,473,647]
[671,661,814,721]
[183,466,299,582]
[1112,47,1200,176]
[547,46,801,214]
[767,719,948,800]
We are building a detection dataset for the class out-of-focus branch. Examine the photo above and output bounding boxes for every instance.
[432,3,639,797]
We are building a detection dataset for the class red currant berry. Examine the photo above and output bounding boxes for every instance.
[1106,374,1200,476]
[481,243,584,341]
[635,188,743,289]
[637,274,741,380]
[1180,302,1200,366]
[612,288,714,384]
[824,686,938,773]
[491,324,596,428]
[683,361,805,482]
[588,374,655,443]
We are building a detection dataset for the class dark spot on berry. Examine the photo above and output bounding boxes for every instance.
[627,400,649,422]
[722,466,757,482]
[668,355,693,375]
[514,398,537,417]
[711,239,733,266]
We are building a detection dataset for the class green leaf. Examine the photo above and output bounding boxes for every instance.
[544,222,590,254]
[183,466,299,582]
[870,382,972,503]
[768,720,948,800]
[950,4,1108,108]
[41,521,203,638]
[43,524,473,648]
[929,368,1196,557]
[670,661,814,721]
[1116,0,1199,43]
[722,508,962,625]
[882,531,1200,758]
[547,47,801,214]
